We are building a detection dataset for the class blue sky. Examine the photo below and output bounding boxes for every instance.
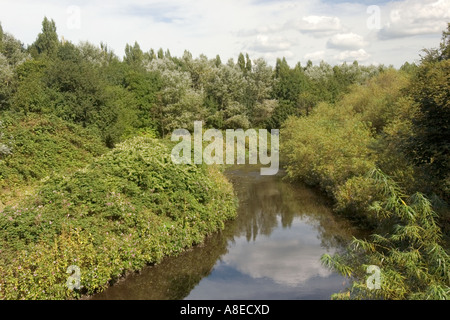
[0,0,449,67]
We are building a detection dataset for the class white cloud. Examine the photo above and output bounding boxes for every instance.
[335,48,370,62]
[379,0,450,39]
[235,24,285,37]
[0,0,447,68]
[222,217,334,286]
[304,50,326,62]
[246,34,293,53]
[291,15,343,36]
[327,32,367,50]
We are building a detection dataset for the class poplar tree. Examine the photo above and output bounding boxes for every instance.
[0,22,3,52]
[124,41,144,69]
[214,54,222,67]
[245,53,252,73]
[237,52,246,72]
[30,17,59,57]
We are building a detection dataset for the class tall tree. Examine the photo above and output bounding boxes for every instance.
[147,48,156,61]
[124,41,144,69]
[407,25,450,201]
[409,60,450,201]
[214,54,222,67]
[237,52,246,72]
[157,48,164,59]
[440,23,450,60]
[245,53,252,73]
[30,17,59,58]
[0,22,3,52]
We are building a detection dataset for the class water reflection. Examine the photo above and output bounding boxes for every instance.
[92,165,358,300]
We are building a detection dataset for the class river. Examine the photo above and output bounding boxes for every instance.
[91,165,359,300]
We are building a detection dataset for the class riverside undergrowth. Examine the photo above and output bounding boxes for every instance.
[0,135,237,299]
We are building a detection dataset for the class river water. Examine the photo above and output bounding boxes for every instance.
[92,165,359,300]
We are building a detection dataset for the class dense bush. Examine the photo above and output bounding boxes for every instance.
[322,169,450,300]
[283,27,450,299]
[0,136,237,299]
[282,69,425,221]
[282,101,376,201]
[0,112,108,196]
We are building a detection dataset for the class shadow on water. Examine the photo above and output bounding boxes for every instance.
[92,165,360,300]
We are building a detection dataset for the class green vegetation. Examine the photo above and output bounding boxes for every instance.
[283,25,450,299]
[322,169,449,299]
[0,17,448,300]
[0,136,236,299]
[0,112,107,197]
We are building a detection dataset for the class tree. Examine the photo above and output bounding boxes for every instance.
[237,52,246,72]
[421,23,450,63]
[79,41,115,66]
[30,17,59,58]
[146,48,157,61]
[157,48,164,59]
[214,54,222,67]
[322,169,450,300]
[124,69,161,130]
[273,58,308,105]
[0,22,3,52]
[13,59,53,115]
[0,120,13,159]
[440,23,450,60]
[124,41,144,70]
[245,53,252,73]
[1,32,29,66]
[405,25,450,202]
[165,49,171,59]
[0,53,13,110]
[147,57,204,136]
[0,32,29,110]
[242,58,274,123]
[409,59,450,201]
[252,99,277,127]
[400,61,418,75]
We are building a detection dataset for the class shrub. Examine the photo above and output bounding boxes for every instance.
[322,169,450,300]
[0,135,236,299]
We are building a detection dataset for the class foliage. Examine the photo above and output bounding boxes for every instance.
[322,169,450,300]
[0,30,29,110]
[0,17,448,301]
[0,112,108,194]
[29,17,59,58]
[408,59,450,202]
[282,68,426,221]
[1,17,386,142]
[0,136,237,299]
[283,26,450,300]
[0,119,13,158]
[282,101,376,200]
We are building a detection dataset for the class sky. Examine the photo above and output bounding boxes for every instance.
[0,0,449,68]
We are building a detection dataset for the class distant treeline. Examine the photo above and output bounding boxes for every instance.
[1,17,390,148]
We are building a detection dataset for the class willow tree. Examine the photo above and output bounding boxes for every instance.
[322,169,450,300]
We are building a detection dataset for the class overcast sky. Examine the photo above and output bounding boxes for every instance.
[0,0,449,67]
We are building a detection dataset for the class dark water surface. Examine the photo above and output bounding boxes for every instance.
[92,165,359,300]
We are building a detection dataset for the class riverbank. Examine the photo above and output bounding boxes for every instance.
[90,164,361,300]
[0,135,237,299]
